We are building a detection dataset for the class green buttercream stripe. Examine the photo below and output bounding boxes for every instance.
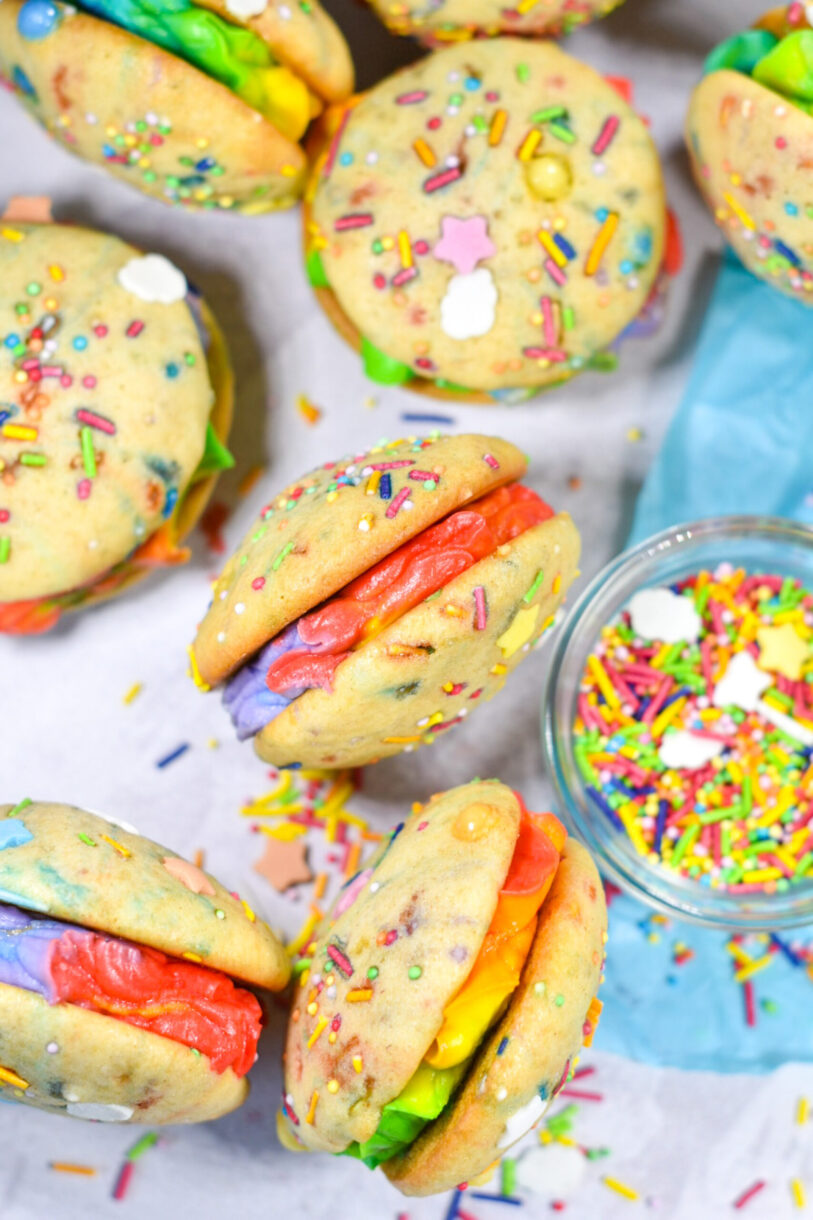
[192,422,235,482]
[361,336,413,387]
[341,1061,467,1170]
[306,249,330,289]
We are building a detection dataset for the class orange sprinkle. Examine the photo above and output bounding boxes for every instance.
[296,394,322,426]
[50,1164,96,1176]
[344,841,362,880]
[313,873,327,900]
[100,833,131,858]
[412,138,436,167]
[0,1065,29,1089]
[585,212,619,276]
[489,108,508,146]
[346,988,374,1002]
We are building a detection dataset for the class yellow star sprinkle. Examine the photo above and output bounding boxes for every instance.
[756,623,810,681]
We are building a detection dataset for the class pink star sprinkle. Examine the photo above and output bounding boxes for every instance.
[433,215,496,275]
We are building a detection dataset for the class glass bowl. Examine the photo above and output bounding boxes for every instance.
[542,515,813,931]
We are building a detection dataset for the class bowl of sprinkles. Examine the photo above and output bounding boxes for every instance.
[542,516,813,929]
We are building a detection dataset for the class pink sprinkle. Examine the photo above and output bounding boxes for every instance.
[743,979,756,1027]
[392,267,418,286]
[373,273,387,290]
[252,577,266,591]
[385,487,411,518]
[417,821,429,831]
[369,460,415,471]
[592,114,620,156]
[60,374,73,387]
[93,324,108,338]
[385,929,398,945]
[558,1088,603,1102]
[544,258,567,286]
[77,478,92,500]
[408,470,437,481]
[396,90,429,105]
[482,453,499,469]
[112,1160,135,1201]
[334,213,374,231]
[40,364,63,378]
[322,106,351,179]
[75,409,116,435]
[540,295,556,347]
[734,1181,766,1209]
[0,509,9,523]
[423,166,462,194]
[523,346,568,362]
[327,943,354,978]
[126,320,144,338]
[82,375,97,389]
[473,586,487,630]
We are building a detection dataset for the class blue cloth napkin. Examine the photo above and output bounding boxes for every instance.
[629,251,813,545]
[596,253,813,1073]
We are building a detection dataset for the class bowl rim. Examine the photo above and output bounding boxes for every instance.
[541,513,813,931]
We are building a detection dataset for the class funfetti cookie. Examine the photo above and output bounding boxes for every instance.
[0,208,234,635]
[304,38,666,403]
[190,433,581,770]
[686,5,813,302]
[279,781,607,1196]
[0,0,353,213]
[0,799,290,1123]
[365,0,625,44]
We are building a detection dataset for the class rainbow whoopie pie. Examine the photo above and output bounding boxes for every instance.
[279,780,606,1195]
[686,4,813,301]
[0,799,289,1123]
[190,433,580,769]
[0,210,233,635]
[0,0,353,212]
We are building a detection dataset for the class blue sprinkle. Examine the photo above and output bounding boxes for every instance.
[586,786,624,831]
[770,933,803,967]
[17,0,59,40]
[654,799,669,854]
[785,202,799,217]
[72,335,88,351]
[162,487,178,518]
[775,238,801,267]
[595,206,609,223]
[0,819,33,851]
[553,233,576,260]
[400,412,455,425]
[379,472,392,500]
[12,65,37,98]
[620,259,634,275]
[443,1189,464,1220]
[0,411,10,427]
[195,157,216,172]
[4,335,19,348]
[280,762,302,770]
[469,1195,522,1207]
[156,743,189,769]
[165,362,179,378]
[102,143,116,158]
[464,77,481,91]
[538,1081,548,1099]
[339,152,354,166]
[497,1036,509,1055]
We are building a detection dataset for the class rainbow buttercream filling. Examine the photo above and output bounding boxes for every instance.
[224,483,554,739]
[705,20,813,113]
[0,901,262,1076]
[21,0,315,139]
[342,802,566,1168]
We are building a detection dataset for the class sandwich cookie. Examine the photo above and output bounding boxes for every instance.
[0,799,290,1123]
[279,780,606,1195]
[686,4,813,301]
[0,0,353,212]
[364,0,625,44]
[190,433,581,769]
[0,207,234,634]
[305,38,667,401]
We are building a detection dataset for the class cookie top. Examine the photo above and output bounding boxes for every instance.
[0,222,215,601]
[192,433,527,685]
[0,801,290,990]
[307,38,665,393]
[283,780,522,1152]
[686,44,813,302]
[199,0,353,103]
[366,0,624,40]
[384,839,607,1194]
